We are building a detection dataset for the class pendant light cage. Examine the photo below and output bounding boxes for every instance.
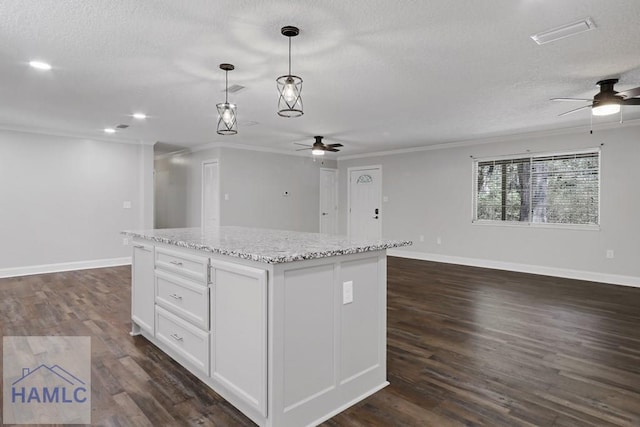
[277,75,303,117]
[277,26,304,118]
[217,63,237,135]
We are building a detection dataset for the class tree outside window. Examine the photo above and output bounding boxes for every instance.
[474,151,599,225]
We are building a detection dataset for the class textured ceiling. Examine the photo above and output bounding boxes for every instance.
[2,0,640,156]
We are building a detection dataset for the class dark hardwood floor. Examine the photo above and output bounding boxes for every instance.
[1,257,639,426]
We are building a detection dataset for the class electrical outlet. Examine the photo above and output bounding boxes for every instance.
[343,281,353,304]
[606,249,614,259]
[383,196,389,203]
[122,201,132,209]
[437,237,442,245]
[419,235,425,242]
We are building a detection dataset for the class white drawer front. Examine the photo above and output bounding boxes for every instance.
[155,247,209,283]
[156,270,209,330]
[155,306,210,375]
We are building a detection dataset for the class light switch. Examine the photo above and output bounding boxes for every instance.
[123,201,132,209]
[224,193,230,201]
[343,281,353,304]
[383,196,389,202]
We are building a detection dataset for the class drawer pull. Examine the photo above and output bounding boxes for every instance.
[134,245,151,251]
[170,333,183,342]
[169,260,184,266]
[169,293,183,301]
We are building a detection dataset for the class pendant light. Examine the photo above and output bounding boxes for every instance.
[217,63,237,135]
[277,26,303,117]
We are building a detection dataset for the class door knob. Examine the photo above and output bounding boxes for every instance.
[373,215,379,219]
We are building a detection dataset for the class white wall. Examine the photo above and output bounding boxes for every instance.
[154,153,191,228]
[154,147,337,232]
[0,129,153,276]
[338,124,640,284]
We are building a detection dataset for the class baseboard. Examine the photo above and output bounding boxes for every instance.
[387,249,640,288]
[0,257,132,279]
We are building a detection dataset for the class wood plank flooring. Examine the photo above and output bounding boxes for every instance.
[1,257,639,426]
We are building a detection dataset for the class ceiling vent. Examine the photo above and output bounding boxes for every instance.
[226,84,245,93]
[116,124,129,129]
[530,17,596,45]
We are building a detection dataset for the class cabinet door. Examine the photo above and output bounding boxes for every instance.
[211,260,267,417]
[132,243,155,334]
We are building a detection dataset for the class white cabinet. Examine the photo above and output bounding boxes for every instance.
[210,260,268,417]
[155,305,210,374]
[155,246,209,283]
[132,243,155,334]
[128,236,388,427]
[154,246,211,376]
[155,270,209,330]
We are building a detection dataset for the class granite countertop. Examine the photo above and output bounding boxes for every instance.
[122,226,412,264]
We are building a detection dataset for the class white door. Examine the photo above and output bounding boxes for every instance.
[202,160,220,230]
[348,166,382,240]
[319,168,338,234]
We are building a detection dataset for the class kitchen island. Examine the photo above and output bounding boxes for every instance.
[123,227,411,427]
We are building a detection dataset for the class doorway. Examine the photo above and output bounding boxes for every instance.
[202,159,220,230]
[348,165,382,240]
[319,168,338,234]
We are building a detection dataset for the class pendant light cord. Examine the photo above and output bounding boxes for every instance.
[288,36,292,76]
[225,70,229,103]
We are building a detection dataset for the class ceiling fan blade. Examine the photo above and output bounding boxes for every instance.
[326,143,343,148]
[296,147,312,151]
[550,97,592,102]
[622,98,640,105]
[558,105,591,117]
[618,86,640,99]
[325,147,340,152]
[293,142,309,147]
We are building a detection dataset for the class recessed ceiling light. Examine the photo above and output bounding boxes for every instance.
[29,60,52,70]
[132,113,147,120]
[530,17,596,45]
[104,128,116,134]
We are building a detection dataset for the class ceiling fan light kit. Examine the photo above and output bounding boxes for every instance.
[295,136,343,156]
[591,102,620,116]
[277,26,304,118]
[217,63,238,136]
[552,78,640,119]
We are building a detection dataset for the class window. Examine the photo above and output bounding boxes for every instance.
[473,150,600,226]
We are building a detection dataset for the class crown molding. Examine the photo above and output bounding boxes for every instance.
[189,141,335,158]
[337,118,640,161]
[154,148,191,161]
[0,123,155,146]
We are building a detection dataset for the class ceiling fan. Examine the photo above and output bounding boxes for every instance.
[294,136,343,156]
[552,79,640,117]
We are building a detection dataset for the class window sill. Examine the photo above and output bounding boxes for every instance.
[471,220,600,231]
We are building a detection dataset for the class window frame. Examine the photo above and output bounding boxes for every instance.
[471,147,601,230]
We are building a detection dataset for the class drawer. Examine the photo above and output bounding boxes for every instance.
[155,246,209,283]
[155,306,210,375]
[156,270,209,330]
